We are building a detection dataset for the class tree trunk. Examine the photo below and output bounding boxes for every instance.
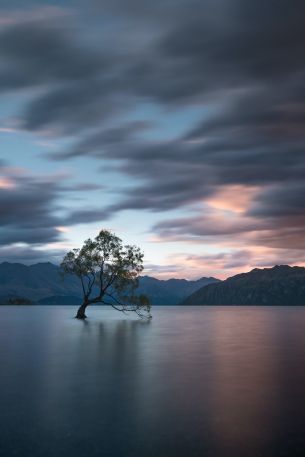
[76,301,89,319]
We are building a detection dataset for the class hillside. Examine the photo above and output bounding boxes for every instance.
[136,276,219,305]
[0,262,82,301]
[182,265,305,306]
[0,262,219,305]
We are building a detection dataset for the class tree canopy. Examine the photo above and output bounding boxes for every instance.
[61,230,151,319]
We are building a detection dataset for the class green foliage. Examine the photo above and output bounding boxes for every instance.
[61,229,151,318]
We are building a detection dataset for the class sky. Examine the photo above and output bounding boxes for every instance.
[0,0,305,279]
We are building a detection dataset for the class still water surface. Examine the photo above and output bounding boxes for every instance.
[1,306,305,457]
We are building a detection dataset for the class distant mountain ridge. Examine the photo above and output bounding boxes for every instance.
[182,265,305,306]
[0,262,82,301]
[0,262,219,305]
[136,275,219,305]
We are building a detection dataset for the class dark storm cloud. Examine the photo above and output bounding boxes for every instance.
[1,0,305,129]
[0,169,61,246]
[1,0,305,253]
[187,85,305,140]
[0,227,58,247]
[0,162,111,249]
[249,183,305,218]
[0,20,119,133]
[50,121,153,160]
[61,183,105,192]
[0,245,65,264]
[47,1,305,219]
[65,208,110,226]
[0,22,100,89]
[58,131,305,218]
[23,80,120,133]
[160,1,305,84]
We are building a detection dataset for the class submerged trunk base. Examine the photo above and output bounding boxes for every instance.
[75,303,88,319]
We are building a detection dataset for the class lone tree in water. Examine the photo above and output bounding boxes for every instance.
[61,230,151,320]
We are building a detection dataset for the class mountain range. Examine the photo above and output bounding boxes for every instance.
[0,262,219,306]
[182,265,305,306]
[1,262,305,306]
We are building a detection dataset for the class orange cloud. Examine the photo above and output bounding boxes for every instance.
[0,177,16,189]
[55,226,70,233]
[206,185,259,213]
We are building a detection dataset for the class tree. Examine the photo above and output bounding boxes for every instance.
[60,230,151,320]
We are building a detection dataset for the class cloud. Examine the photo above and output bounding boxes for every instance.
[0,21,100,89]
[153,208,266,240]
[60,183,106,192]
[64,208,111,226]
[0,6,72,27]
[151,247,305,279]
[0,162,109,247]
[144,249,253,278]
[0,18,117,135]
[0,165,61,246]
[49,121,153,160]
[1,1,305,268]
[2,0,305,132]
[0,244,65,264]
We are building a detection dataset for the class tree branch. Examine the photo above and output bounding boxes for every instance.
[79,275,86,297]
[99,259,104,295]
[102,270,117,294]
[104,291,131,308]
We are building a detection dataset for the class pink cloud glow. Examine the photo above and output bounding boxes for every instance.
[206,185,259,213]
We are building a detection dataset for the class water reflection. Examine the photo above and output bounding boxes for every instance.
[1,306,305,456]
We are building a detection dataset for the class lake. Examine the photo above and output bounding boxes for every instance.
[1,306,305,457]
